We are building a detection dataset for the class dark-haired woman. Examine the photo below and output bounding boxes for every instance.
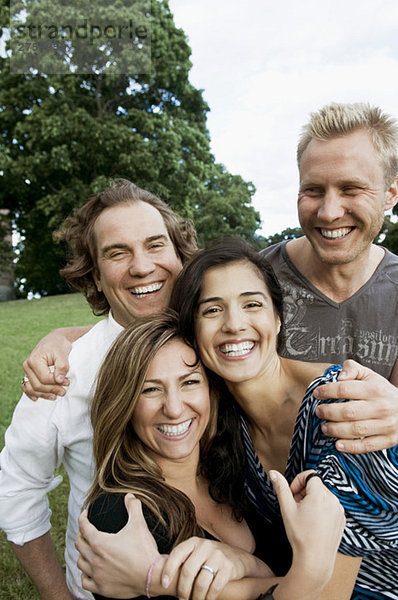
[168,237,398,600]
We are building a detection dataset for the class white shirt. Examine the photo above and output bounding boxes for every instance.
[0,312,124,599]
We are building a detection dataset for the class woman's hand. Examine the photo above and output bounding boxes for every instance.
[161,537,272,600]
[270,469,345,592]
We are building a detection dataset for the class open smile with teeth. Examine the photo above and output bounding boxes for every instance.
[131,282,163,298]
[320,227,353,239]
[219,341,255,357]
[156,419,192,437]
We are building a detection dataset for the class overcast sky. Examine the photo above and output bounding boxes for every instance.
[169,0,398,236]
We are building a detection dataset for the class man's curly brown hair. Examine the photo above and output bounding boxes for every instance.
[56,179,198,315]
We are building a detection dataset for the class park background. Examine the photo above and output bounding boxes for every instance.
[1,0,398,597]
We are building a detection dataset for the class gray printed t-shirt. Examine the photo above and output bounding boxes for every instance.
[262,241,398,379]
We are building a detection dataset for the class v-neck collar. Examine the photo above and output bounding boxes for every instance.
[281,241,388,309]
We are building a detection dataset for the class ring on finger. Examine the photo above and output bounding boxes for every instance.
[22,375,29,385]
[305,472,322,485]
[201,564,216,576]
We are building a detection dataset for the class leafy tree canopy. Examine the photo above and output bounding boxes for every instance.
[378,215,398,255]
[0,0,260,296]
[263,226,303,247]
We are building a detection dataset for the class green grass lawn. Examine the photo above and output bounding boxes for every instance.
[0,293,102,599]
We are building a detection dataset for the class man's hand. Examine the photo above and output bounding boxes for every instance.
[22,326,91,401]
[314,359,398,453]
[22,331,72,400]
[76,494,160,598]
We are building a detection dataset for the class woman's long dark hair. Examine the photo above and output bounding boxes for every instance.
[169,237,286,515]
[202,377,248,515]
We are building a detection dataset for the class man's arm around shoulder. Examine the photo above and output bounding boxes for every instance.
[315,359,398,453]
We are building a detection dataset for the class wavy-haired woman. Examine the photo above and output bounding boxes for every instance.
[85,311,345,600]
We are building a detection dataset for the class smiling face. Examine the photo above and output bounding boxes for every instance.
[93,201,183,326]
[131,339,211,466]
[298,129,398,266]
[195,260,281,385]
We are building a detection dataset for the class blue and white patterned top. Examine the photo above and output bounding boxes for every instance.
[242,365,398,599]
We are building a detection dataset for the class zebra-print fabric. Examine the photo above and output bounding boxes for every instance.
[241,365,398,599]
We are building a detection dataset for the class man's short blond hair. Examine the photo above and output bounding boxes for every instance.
[297,102,398,186]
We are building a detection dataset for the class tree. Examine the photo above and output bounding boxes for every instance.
[0,0,259,296]
[378,215,398,255]
[0,209,16,300]
[263,226,303,247]
[194,165,260,246]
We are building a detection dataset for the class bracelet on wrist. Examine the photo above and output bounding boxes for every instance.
[145,555,162,598]
[256,583,279,600]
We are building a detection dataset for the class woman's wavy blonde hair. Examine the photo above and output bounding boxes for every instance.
[86,310,219,545]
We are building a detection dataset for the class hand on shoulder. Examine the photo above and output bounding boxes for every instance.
[314,359,398,453]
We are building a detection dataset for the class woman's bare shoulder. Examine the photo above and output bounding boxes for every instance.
[282,358,332,388]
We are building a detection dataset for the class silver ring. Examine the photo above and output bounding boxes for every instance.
[22,376,29,384]
[201,565,216,576]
